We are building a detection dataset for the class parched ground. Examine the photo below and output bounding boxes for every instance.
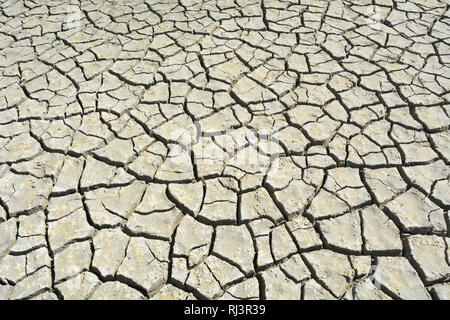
[0,0,449,300]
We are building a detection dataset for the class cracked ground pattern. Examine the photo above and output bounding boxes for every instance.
[0,0,449,300]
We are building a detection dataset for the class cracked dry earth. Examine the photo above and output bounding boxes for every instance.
[0,0,449,301]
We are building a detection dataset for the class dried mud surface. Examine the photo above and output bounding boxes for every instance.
[0,0,449,300]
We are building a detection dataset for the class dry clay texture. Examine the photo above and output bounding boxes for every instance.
[0,0,449,300]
